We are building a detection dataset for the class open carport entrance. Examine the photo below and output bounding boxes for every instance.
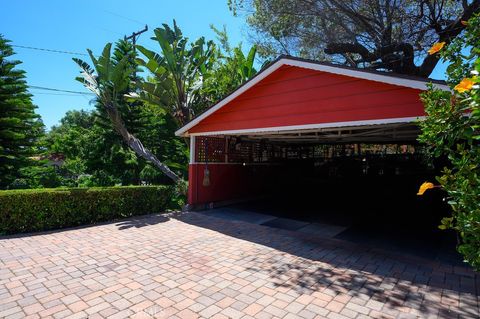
[187,125,456,261]
[177,56,458,261]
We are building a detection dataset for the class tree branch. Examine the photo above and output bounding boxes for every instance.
[106,103,180,182]
[325,42,378,62]
[417,0,480,77]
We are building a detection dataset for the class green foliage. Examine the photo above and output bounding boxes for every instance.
[419,14,480,270]
[13,23,256,191]
[171,178,188,208]
[43,107,187,187]
[203,25,258,102]
[74,40,182,182]
[136,20,216,126]
[16,165,65,189]
[228,0,478,76]
[0,186,173,235]
[0,35,44,188]
[99,39,146,136]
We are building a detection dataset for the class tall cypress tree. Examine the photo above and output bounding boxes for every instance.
[0,35,42,188]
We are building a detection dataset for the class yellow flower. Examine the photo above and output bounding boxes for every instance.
[417,182,434,196]
[427,42,446,55]
[461,20,468,26]
[454,78,475,93]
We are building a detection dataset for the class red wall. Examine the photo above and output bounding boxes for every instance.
[188,163,276,206]
[189,65,425,134]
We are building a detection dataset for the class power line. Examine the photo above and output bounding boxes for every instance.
[29,85,95,95]
[103,9,145,26]
[29,91,93,97]
[12,45,89,57]
[11,41,158,58]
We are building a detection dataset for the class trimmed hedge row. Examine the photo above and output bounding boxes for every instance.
[0,186,173,235]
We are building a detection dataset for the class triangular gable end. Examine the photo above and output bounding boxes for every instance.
[176,57,449,137]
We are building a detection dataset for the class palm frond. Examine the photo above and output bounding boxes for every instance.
[72,57,100,96]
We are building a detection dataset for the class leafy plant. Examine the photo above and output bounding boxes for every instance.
[73,43,180,182]
[135,20,216,127]
[419,14,480,269]
[203,25,258,102]
[43,102,188,187]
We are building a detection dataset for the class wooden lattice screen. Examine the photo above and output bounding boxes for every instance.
[194,136,425,163]
[195,136,226,163]
[195,136,287,163]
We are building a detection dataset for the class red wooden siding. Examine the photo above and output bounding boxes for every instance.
[188,163,277,205]
[188,65,425,134]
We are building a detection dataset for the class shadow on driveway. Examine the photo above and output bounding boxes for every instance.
[173,211,479,318]
[115,214,170,230]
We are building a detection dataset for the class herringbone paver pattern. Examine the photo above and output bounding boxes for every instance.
[0,212,478,318]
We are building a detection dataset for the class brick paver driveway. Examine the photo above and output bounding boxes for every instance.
[0,212,478,319]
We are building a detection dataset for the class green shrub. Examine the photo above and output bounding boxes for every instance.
[419,14,480,270]
[0,186,173,235]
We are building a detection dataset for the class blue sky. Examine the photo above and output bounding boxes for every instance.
[2,0,447,129]
[1,0,246,129]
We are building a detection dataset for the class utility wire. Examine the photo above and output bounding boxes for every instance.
[11,41,157,58]
[103,9,145,26]
[29,92,94,97]
[12,44,89,57]
[29,85,95,95]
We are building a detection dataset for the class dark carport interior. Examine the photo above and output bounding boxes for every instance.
[196,123,460,264]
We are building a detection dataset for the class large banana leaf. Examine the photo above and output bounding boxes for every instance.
[136,20,215,126]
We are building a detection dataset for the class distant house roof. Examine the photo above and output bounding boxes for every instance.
[176,55,449,137]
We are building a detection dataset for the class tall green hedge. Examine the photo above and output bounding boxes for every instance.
[0,186,173,235]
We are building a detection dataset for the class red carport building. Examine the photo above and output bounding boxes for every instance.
[176,56,448,208]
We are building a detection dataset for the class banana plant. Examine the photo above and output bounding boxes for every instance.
[73,43,180,182]
[201,25,259,104]
[236,45,257,81]
[135,20,215,127]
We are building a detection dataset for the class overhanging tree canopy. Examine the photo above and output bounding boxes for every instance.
[229,0,480,76]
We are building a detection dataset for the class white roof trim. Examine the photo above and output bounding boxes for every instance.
[176,57,447,137]
[188,116,424,137]
[283,60,449,91]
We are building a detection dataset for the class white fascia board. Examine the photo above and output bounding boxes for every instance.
[283,59,450,91]
[188,116,425,137]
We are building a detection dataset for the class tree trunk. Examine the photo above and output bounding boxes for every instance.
[106,104,180,183]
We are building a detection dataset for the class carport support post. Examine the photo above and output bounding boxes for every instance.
[188,136,196,207]
[225,136,228,163]
[189,136,196,164]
